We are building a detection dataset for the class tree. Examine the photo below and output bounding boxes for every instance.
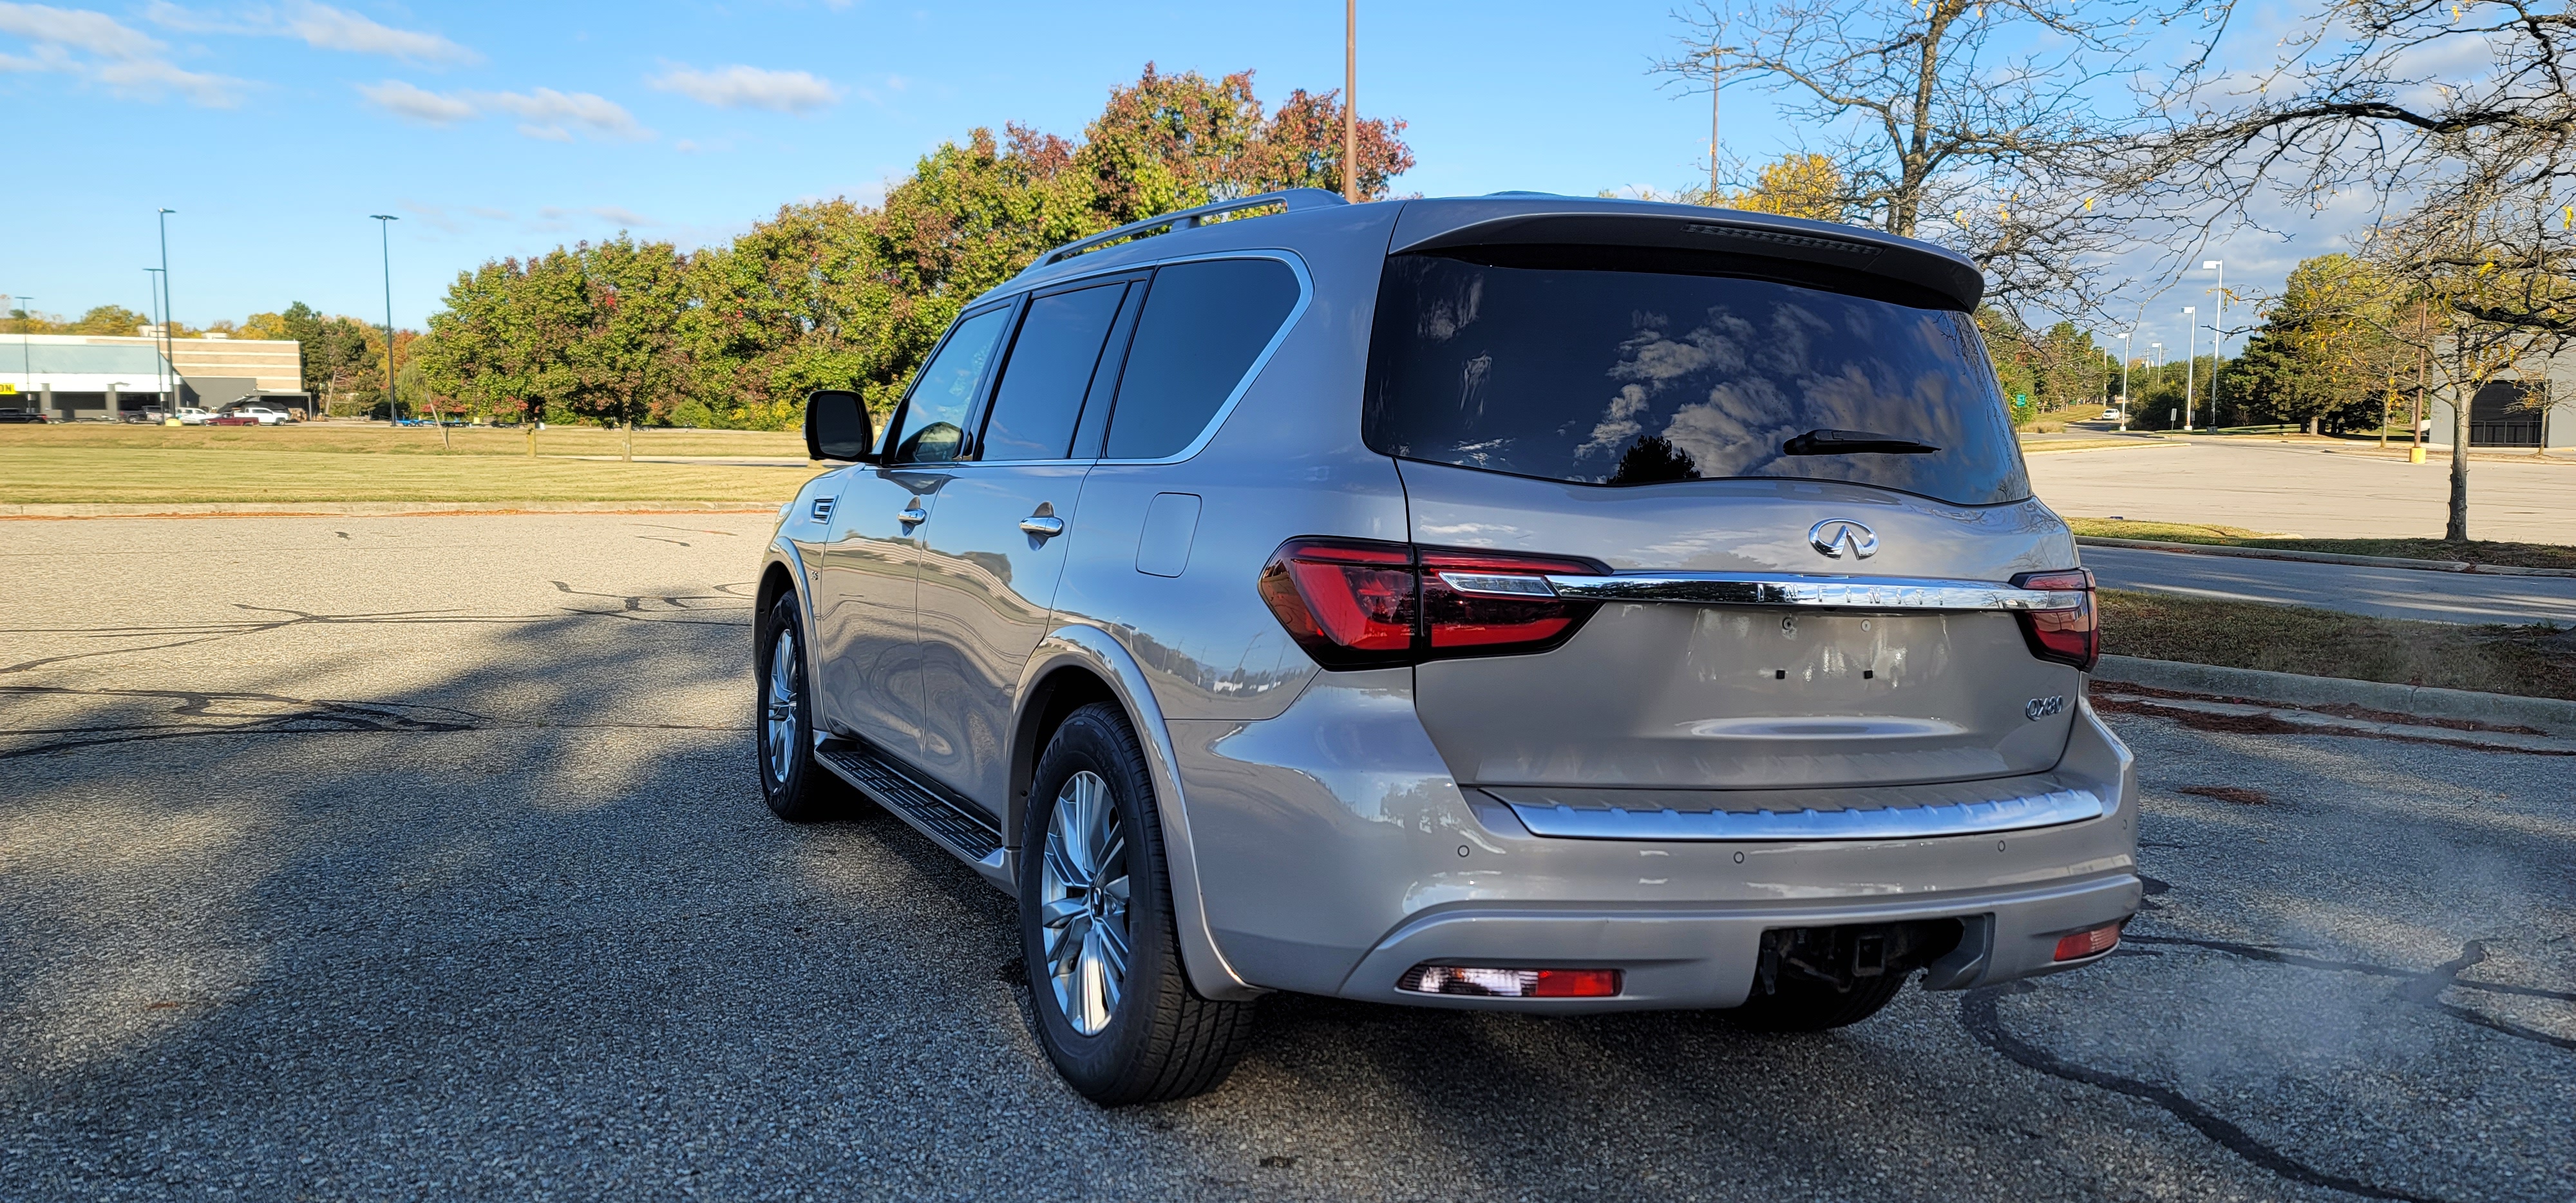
[1658,0,2220,317]
[1728,153,1852,222]
[566,236,692,460]
[2136,0,2576,538]
[71,305,149,336]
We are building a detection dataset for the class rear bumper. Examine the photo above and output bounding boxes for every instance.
[1336,873,2139,1012]
[1165,668,2139,1009]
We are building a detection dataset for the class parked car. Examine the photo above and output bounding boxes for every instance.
[172,407,214,424]
[2099,408,2123,421]
[205,413,262,426]
[124,406,176,424]
[0,407,48,424]
[757,191,2137,1104]
[218,404,290,426]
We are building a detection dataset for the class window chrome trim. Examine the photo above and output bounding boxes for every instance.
[1506,787,2105,842]
[1540,573,2085,612]
[1088,249,1314,467]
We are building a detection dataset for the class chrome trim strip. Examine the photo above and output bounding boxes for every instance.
[1506,787,2105,842]
[1542,573,2083,612]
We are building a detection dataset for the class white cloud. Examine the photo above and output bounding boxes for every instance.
[146,2,476,64]
[283,3,476,64]
[650,62,839,113]
[358,80,653,142]
[359,78,473,124]
[0,1,243,104]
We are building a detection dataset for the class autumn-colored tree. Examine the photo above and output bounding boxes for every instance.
[1727,153,1849,223]
[565,236,693,460]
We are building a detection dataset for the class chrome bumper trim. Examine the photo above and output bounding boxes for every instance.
[1506,787,2106,842]
[1542,572,2082,612]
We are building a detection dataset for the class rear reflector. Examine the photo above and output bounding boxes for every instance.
[2011,567,2100,672]
[1399,965,1622,998]
[2052,920,2125,961]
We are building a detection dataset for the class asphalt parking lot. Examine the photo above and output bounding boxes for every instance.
[5,514,2570,1202]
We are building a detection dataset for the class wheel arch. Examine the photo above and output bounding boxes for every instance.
[1009,625,1262,1001]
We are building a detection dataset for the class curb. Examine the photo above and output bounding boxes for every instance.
[0,500,789,518]
[2076,535,2576,578]
[2092,655,2576,737]
[2019,439,2183,455]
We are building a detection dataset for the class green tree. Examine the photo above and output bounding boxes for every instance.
[566,236,693,460]
[71,305,149,336]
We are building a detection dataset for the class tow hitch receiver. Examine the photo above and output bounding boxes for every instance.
[1756,920,1964,996]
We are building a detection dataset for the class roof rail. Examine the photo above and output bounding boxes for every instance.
[1018,188,1349,277]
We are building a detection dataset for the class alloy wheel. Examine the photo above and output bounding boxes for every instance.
[764,628,798,785]
[1039,769,1130,1036]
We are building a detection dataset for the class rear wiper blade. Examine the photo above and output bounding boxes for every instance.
[1781,428,1940,456]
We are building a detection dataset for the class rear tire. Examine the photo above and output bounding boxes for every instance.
[1721,972,1908,1032]
[755,593,851,822]
[1019,702,1256,1104]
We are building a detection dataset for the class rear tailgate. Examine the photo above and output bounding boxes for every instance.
[1401,461,2082,790]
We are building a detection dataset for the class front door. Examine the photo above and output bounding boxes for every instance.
[811,301,1017,759]
[912,278,1134,813]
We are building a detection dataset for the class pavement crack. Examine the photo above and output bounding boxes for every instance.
[0,685,748,759]
[2126,934,2576,1051]
[1960,990,2452,1203]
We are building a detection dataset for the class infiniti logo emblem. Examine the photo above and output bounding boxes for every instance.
[1808,518,1879,560]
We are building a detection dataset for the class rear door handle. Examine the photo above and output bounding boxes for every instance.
[1019,515,1065,538]
[897,505,929,527]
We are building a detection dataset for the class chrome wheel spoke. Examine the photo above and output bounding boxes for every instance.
[1038,768,1133,1037]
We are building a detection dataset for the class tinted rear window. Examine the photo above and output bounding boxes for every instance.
[1363,255,2030,505]
[1104,258,1300,460]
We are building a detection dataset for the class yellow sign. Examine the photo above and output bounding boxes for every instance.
[0,383,15,394]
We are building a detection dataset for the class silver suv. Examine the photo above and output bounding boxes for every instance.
[755,191,2138,1104]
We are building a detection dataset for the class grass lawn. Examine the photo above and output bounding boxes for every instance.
[0,447,823,504]
[2100,589,2576,701]
[1,422,806,459]
[2068,516,2576,571]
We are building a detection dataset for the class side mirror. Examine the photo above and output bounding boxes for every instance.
[804,390,876,463]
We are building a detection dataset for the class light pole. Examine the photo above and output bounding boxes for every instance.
[144,267,167,414]
[2201,260,2226,426]
[1342,0,1357,204]
[370,214,408,433]
[2117,328,2134,429]
[2180,306,2199,431]
[156,208,175,414]
[10,293,32,400]
[1707,17,1725,200]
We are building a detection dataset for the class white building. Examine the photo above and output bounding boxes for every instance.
[2,332,308,419]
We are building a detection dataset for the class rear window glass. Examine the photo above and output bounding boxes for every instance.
[1104,258,1300,460]
[1362,255,2031,506]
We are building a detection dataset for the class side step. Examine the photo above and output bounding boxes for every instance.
[815,740,1005,864]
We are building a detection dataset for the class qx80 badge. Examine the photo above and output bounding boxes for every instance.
[1808,518,1879,560]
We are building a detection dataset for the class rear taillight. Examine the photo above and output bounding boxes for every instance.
[1257,537,1604,668]
[2010,568,2099,672]
[2053,920,2126,961]
[1399,965,1623,998]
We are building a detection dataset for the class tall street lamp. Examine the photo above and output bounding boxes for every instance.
[2201,260,2226,426]
[2117,328,2134,428]
[1342,1,1358,203]
[145,267,167,415]
[2180,306,2199,431]
[370,214,404,429]
[157,208,176,414]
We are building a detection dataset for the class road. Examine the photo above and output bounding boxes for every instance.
[5,515,2570,1202]
[2082,544,2576,625]
[2027,438,2576,544]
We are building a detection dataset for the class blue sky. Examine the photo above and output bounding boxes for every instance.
[3,1,2345,359]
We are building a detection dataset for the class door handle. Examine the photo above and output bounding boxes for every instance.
[897,505,929,527]
[1019,515,1066,538]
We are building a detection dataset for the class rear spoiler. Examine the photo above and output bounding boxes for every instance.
[1388,203,1985,312]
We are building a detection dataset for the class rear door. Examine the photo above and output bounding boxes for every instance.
[910,278,1135,811]
[1365,251,2082,791]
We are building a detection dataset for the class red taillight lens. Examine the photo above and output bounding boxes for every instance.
[2011,568,2099,672]
[1419,549,1603,651]
[1258,538,1605,669]
[2052,920,2125,961]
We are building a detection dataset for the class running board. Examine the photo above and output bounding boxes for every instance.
[815,740,1005,865]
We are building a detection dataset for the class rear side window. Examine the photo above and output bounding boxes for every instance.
[1362,255,2031,506]
[1104,258,1300,460]
[892,305,1012,464]
[980,281,1128,461]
